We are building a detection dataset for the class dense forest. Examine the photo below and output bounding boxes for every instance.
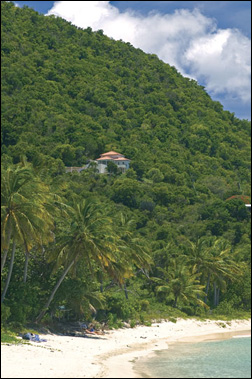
[1,1,251,329]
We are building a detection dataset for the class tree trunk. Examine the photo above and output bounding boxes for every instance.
[1,240,16,303]
[204,273,210,303]
[99,272,103,293]
[1,227,12,273]
[213,282,217,307]
[35,259,75,323]
[174,295,178,308]
[216,288,220,306]
[23,247,30,283]
[123,281,128,300]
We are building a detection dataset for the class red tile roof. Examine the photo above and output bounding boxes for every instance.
[100,151,123,156]
[114,157,130,161]
[97,151,130,161]
[96,156,113,160]
[97,157,130,161]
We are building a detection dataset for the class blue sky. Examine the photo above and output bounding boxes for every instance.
[14,1,251,121]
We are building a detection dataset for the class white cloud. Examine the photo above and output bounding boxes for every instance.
[184,29,251,102]
[46,1,251,105]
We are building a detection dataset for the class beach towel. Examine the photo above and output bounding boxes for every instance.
[22,333,47,342]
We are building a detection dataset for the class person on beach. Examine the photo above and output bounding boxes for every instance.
[80,323,97,335]
[80,322,105,336]
[86,325,96,334]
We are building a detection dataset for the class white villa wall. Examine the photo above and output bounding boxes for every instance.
[97,160,130,173]
[97,163,108,174]
[96,151,130,174]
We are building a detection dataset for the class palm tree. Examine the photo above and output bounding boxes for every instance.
[154,257,208,309]
[1,165,33,273]
[208,238,241,307]
[116,213,152,298]
[36,198,129,323]
[186,237,241,306]
[1,165,55,302]
[185,237,219,303]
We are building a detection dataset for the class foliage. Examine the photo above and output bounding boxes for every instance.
[1,305,11,324]
[1,328,20,344]
[1,1,251,328]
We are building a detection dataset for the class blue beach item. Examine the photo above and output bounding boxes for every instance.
[22,333,47,342]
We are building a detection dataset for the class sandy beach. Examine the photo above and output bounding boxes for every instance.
[1,318,251,378]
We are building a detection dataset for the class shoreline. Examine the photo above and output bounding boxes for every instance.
[131,329,251,379]
[97,320,251,378]
[1,318,251,378]
[99,329,251,378]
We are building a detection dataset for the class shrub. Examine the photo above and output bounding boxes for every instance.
[168,317,177,323]
[1,305,11,325]
[181,306,194,316]
[194,307,208,317]
[140,299,150,311]
[107,312,118,328]
[130,320,136,328]
[212,300,237,316]
[105,293,139,321]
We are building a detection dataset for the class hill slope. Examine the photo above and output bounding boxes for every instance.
[1,2,250,166]
[2,1,251,230]
[1,1,251,324]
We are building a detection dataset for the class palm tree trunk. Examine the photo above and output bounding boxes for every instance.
[35,259,75,323]
[99,271,103,293]
[204,274,210,303]
[23,247,29,283]
[1,240,16,303]
[1,227,12,273]
[213,282,217,307]
[216,288,220,306]
[174,295,178,308]
[123,281,128,300]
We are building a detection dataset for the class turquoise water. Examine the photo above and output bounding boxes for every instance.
[134,336,251,378]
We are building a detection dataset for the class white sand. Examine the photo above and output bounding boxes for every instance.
[1,318,251,378]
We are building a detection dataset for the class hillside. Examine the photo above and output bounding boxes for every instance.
[1,1,251,326]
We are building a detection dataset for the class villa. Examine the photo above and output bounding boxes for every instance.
[95,151,130,174]
[65,151,130,174]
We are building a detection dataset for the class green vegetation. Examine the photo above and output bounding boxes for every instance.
[1,329,21,344]
[1,1,251,337]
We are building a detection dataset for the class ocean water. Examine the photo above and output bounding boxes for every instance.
[134,335,251,378]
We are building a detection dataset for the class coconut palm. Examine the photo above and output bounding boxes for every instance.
[185,237,220,302]
[154,257,208,309]
[117,213,152,268]
[36,198,130,323]
[1,165,33,273]
[114,212,152,299]
[208,238,241,307]
[186,237,241,306]
[1,165,55,302]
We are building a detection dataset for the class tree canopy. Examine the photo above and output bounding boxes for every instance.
[1,1,251,327]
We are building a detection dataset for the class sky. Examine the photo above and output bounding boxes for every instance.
[14,1,251,121]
